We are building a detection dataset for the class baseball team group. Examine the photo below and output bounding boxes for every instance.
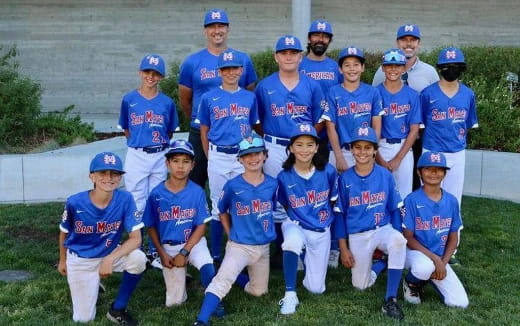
[57,7,477,325]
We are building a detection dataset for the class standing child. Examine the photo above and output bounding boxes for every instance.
[376,48,421,198]
[334,127,407,321]
[192,134,277,326]
[277,123,338,315]
[324,46,384,173]
[58,152,146,325]
[118,54,179,268]
[197,49,260,264]
[142,140,220,310]
[401,151,469,308]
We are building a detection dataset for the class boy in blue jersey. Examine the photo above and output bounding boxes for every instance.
[335,127,407,321]
[277,123,338,315]
[197,49,260,264]
[323,47,384,173]
[192,134,277,326]
[58,152,146,325]
[402,151,468,308]
[375,48,421,199]
[143,140,221,310]
[118,54,179,269]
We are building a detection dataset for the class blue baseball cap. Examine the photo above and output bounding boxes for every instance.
[238,133,266,157]
[437,47,465,65]
[139,54,165,76]
[397,24,421,39]
[204,8,229,27]
[338,46,365,64]
[382,48,407,65]
[275,35,303,53]
[165,139,195,158]
[217,50,243,69]
[89,152,125,174]
[308,20,333,36]
[289,123,319,142]
[417,151,450,169]
[350,127,378,145]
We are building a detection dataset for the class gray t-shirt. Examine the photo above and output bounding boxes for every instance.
[372,57,439,93]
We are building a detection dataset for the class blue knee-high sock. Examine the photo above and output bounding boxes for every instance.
[200,263,216,288]
[385,268,403,301]
[405,271,424,284]
[210,220,224,261]
[330,239,339,251]
[275,222,284,249]
[113,271,143,310]
[235,272,250,289]
[197,292,221,324]
[283,251,299,292]
[372,259,387,276]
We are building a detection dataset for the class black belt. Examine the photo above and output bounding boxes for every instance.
[264,134,290,146]
[385,138,402,144]
[210,144,239,154]
[163,240,185,245]
[133,144,168,153]
[342,143,351,150]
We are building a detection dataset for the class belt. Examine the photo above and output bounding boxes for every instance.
[163,240,185,246]
[297,222,326,233]
[210,143,239,154]
[133,144,168,153]
[342,143,351,150]
[385,138,402,144]
[264,134,290,146]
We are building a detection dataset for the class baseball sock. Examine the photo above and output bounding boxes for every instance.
[197,292,220,324]
[200,263,216,288]
[113,271,142,310]
[385,268,403,301]
[372,260,387,276]
[283,251,298,291]
[330,239,339,251]
[405,271,424,284]
[210,220,224,262]
[235,272,250,289]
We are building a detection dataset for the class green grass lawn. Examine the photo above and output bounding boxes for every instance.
[0,196,519,325]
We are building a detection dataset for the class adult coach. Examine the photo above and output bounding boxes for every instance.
[372,24,439,190]
[178,8,257,188]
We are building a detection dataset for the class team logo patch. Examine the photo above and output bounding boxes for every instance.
[429,153,441,163]
[347,47,357,55]
[317,22,327,31]
[404,25,414,32]
[299,123,311,132]
[103,154,117,165]
[446,50,457,59]
[62,209,68,222]
[358,127,369,136]
[223,52,233,61]
[285,37,295,45]
[146,56,160,66]
[211,11,221,19]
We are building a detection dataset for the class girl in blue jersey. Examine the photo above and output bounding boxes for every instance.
[192,134,277,326]
[277,123,338,315]
[402,151,468,308]
[143,140,219,309]
[334,127,407,321]
[58,152,146,325]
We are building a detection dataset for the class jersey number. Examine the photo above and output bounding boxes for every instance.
[105,239,112,248]
[263,219,269,232]
[152,131,161,144]
[184,229,192,242]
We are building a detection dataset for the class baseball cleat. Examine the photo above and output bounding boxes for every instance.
[328,250,339,268]
[150,257,163,270]
[192,321,208,326]
[449,254,461,266]
[403,281,423,304]
[279,292,299,315]
[382,297,404,321]
[106,303,138,326]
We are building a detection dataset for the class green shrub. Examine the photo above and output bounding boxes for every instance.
[159,61,190,132]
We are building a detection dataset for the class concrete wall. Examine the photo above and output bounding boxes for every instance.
[1,0,519,131]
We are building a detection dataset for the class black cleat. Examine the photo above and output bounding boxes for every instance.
[106,303,138,326]
[382,297,404,321]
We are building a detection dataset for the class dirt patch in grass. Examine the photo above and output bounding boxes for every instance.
[3,226,55,242]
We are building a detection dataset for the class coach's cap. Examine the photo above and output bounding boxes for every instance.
[238,133,266,157]
[437,47,465,65]
[308,20,333,36]
[165,139,195,158]
[417,151,450,169]
[90,152,125,174]
[275,35,303,53]
[204,8,229,26]
[139,54,166,76]
[338,46,365,64]
[397,24,421,39]
[289,123,319,143]
[217,50,243,69]
[382,48,406,65]
[350,127,378,145]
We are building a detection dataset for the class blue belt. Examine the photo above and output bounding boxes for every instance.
[342,143,351,150]
[299,223,327,233]
[210,144,239,154]
[163,240,185,246]
[134,144,168,153]
[264,134,290,146]
[385,138,402,144]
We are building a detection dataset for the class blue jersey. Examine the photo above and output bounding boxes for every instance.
[218,174,278,245]
[299,56,343,96]
[142,181,211,243]
[278,164,338,230]
[377,84,422,140]
[421,82,478,152]
[323,82,384,146]
[179,48,257,129]
[60,190,143,258]
[403,188,462,256]
[255,72,327,138]
[118,90,179,148]
[197,87,259,146]
[335,164,402,236]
